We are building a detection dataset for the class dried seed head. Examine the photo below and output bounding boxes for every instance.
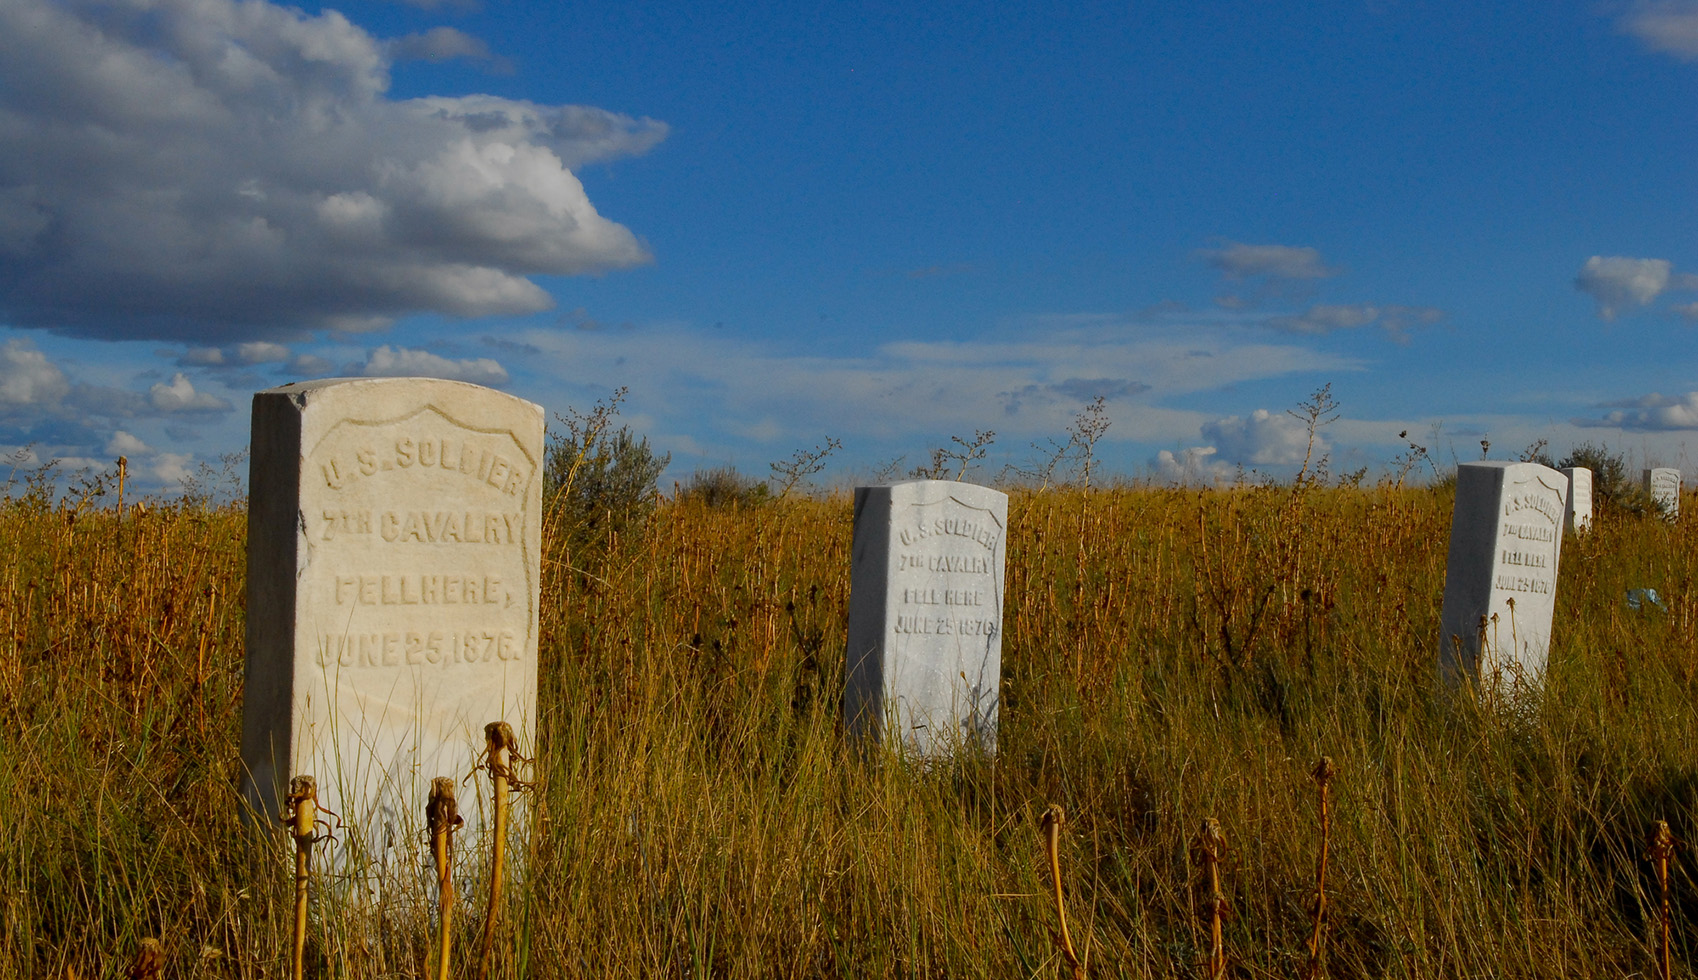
[485,721,517,752]
[1197,816,1225,854]
[427,777,461,834]
[1649,819,1677,861]
[284,775,317,839]
[1313,756,1335,786]
[285,775,317,804]
[128,937,165,980]
[1041,804,1065,835]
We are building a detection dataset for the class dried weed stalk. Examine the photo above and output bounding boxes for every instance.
[1195,817,1227,980]
[475,721,531,980]
[428,777,464,980]
[1040,804,1086,979]
[1648,820,1677,980]
[1306,757,1335,980]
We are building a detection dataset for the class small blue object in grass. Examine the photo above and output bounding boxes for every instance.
[1626,588,1666,611]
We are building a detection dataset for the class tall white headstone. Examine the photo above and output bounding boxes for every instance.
[1561,466,1592,534]
[241,378,543,865]
[845,480,1006,756]
[1646,467,1680,521]
[1439,461,1568,689]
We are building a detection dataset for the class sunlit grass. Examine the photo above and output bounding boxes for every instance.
[4,477,1698,977]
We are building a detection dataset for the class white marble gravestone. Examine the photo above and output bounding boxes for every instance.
[1439,461,1567,689]
[1646,468,1680,521]
[845,480,1006,756]
[240,378,542,865]
[1561,466,1592,534]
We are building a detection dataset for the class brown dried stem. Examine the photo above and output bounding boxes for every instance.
[476,721,529,980]
[1196,817,1227,980]
[1041,804,1086,979]
[1306,757,1335,980]
[1649,820,1677,980]
[428,777,464,980]
[282,776,319,980]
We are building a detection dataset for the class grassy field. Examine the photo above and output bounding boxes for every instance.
[5,474,1698,978]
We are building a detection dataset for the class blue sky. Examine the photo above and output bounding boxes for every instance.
[4,0,1698,490]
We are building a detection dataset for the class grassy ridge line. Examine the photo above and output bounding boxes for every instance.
[3,484,1698,977]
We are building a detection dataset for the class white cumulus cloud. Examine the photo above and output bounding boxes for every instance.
[105,430,153,456]
[1582,391,1698,430]
[148,452,196,486]
[1201,408,1318,466]
[0,339,72,406]
[0,0,665,342]
[1574,256,1680,319]
[1152,447,1236,485]
[148,374,232,414]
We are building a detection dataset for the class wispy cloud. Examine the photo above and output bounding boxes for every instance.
[1620,2,1698,59]
[507,315,1360,461]
[387,27,513,73]
[1197,242,1339,281]
[903,263,974,280]
[351,345,510,385]
[1263,303,1443,341]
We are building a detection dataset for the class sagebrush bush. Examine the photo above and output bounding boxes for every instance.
[677,465,771,508]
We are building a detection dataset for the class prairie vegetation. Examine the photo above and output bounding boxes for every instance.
[4,468,1698,978]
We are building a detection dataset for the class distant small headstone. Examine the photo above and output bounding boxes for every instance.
[845,480,1006,756]
[1645,468,1680,521]
[1561,466,1592,534]
[1439,461,1568,689]
[241,378,542,864]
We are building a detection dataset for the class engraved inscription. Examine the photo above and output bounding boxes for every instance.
[334,574,510,606]
[305,406,536,674]
[892,509,1003,644]
[315,629,521,667]
[1492,479,1560,601]
[319,434,531,496]
[897,516,1001,550]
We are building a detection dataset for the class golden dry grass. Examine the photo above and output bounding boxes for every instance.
[4,478,1698,977]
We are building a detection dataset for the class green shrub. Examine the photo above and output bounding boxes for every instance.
[543,399,669,555]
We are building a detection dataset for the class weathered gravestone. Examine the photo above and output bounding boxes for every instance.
[1561,466,1592,534]
[845,480,1006,756]
[241,378,542,866]
[1646,467,1681,521]
[1439,461,1568,689]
